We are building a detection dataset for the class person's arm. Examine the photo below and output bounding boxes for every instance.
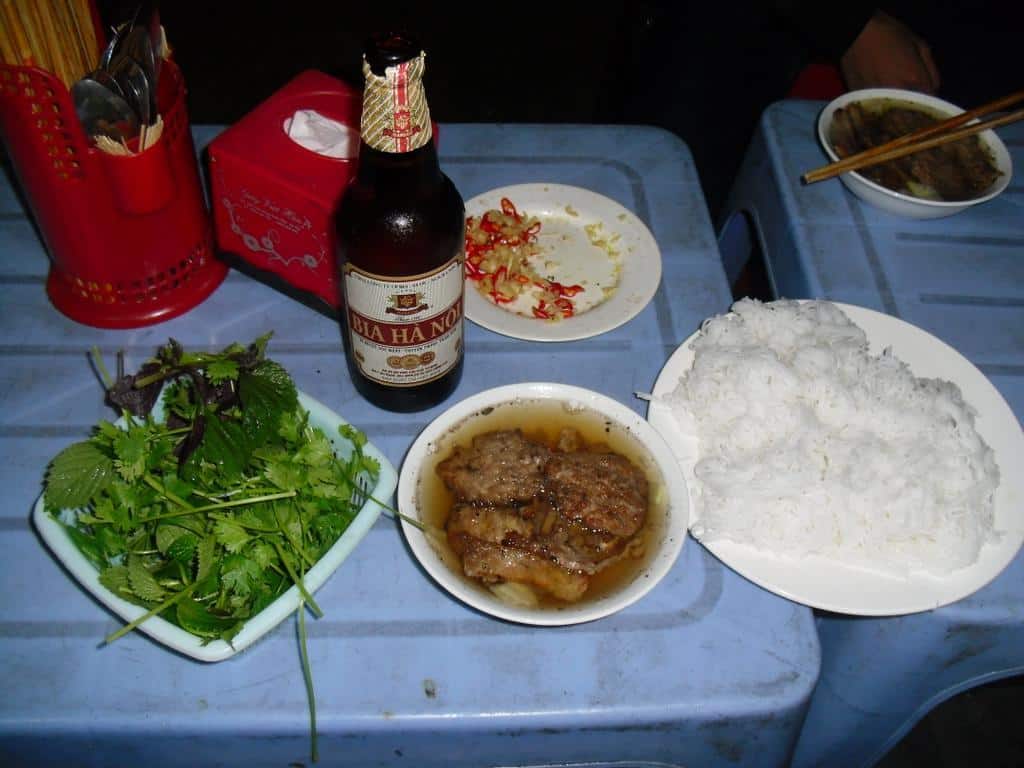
[839,10,940,93]
[769,2,940,94]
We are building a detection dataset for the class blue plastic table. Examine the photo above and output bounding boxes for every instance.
[720,100,1024,768]
[0,124,820,767]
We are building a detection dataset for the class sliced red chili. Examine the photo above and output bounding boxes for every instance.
[480,213,502,234]
[500,197,521,220]
[560,284,584,297]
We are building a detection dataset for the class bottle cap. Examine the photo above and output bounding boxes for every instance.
[365,32,421,75]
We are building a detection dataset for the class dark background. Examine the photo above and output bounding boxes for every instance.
[95,1,1021,220]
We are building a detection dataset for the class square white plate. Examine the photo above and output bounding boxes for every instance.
[33,391,397,662]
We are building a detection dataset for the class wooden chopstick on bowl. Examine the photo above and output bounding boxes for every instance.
[802,89,1024,185]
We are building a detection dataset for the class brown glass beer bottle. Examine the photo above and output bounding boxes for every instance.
[336,33,465,412]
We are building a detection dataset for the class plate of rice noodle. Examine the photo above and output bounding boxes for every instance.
[463,184,661,342]
[646,298,1024,615]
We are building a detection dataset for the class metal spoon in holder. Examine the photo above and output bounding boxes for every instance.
[71,71,140,143]
[110,55,152,130]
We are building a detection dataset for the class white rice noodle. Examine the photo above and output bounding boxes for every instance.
[665,298,1000,577]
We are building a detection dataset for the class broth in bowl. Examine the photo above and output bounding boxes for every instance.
[416,398,668,611]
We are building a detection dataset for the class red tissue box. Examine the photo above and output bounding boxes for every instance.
[208,70,360,311]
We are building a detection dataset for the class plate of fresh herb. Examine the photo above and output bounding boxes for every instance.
[33,334,397,663]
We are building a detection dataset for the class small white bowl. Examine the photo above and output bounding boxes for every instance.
[817,88,1013,218]
[397,382,688,626]
[33,391,397,662]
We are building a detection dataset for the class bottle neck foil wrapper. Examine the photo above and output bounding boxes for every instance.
[360,52,433,154]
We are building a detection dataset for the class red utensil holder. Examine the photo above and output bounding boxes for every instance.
[0,59,227,328]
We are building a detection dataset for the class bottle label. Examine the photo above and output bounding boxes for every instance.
[343,255,463,388]
[361,53,433,153]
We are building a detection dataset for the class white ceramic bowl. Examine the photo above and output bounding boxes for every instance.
[33,391,397,662]
[397,382,688,626]
[817,88,1013,218]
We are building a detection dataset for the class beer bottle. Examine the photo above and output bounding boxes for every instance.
[336,32,465,412]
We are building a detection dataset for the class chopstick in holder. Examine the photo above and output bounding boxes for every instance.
[63,0,100,74]
[1,1,38,68]
[0,0,100,87]
[802,89,1024,185]
[0,20,18,66]
[34,0,74,87]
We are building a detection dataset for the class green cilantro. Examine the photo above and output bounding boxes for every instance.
[220,552,262,598]
[113,427,148,482]
[214,518,253,553]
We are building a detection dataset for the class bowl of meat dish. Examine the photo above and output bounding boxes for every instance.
[817,88,1012,218]
[397,383,688,625]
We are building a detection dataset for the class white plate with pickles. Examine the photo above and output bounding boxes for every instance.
[463,183,662,342]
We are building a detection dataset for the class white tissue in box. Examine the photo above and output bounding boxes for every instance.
[283,109,358,159]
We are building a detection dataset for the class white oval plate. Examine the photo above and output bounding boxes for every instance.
[397,383,688,625]
[463,184,661,342]
[647,302,1024,616]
